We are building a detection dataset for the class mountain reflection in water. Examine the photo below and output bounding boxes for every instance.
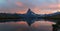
[0,19,58,31]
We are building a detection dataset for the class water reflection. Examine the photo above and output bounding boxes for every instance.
[0,19,59,31]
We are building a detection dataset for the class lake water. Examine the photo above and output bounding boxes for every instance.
[0,19,59,31]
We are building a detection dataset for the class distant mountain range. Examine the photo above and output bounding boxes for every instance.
[0,9,60,25]
[0,9,60,19]
[44,12,60,18]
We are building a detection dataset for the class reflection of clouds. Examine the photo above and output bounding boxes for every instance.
[0,21,53,31]
[0,22,30,31]
[31,21,53,31]
[32,21,53,27]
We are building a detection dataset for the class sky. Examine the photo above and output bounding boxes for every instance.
[0,0,59,14]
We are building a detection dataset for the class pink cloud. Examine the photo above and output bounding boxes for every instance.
[47,4,60,9]
[16,2,23,7]
[58,4,60,8]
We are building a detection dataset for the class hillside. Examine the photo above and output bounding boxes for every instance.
[45,12,60,18]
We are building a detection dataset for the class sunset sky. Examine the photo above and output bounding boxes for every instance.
[0,0,60,14]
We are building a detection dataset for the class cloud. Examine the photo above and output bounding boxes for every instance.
[16,2,23,7]
[0,0,59,14]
